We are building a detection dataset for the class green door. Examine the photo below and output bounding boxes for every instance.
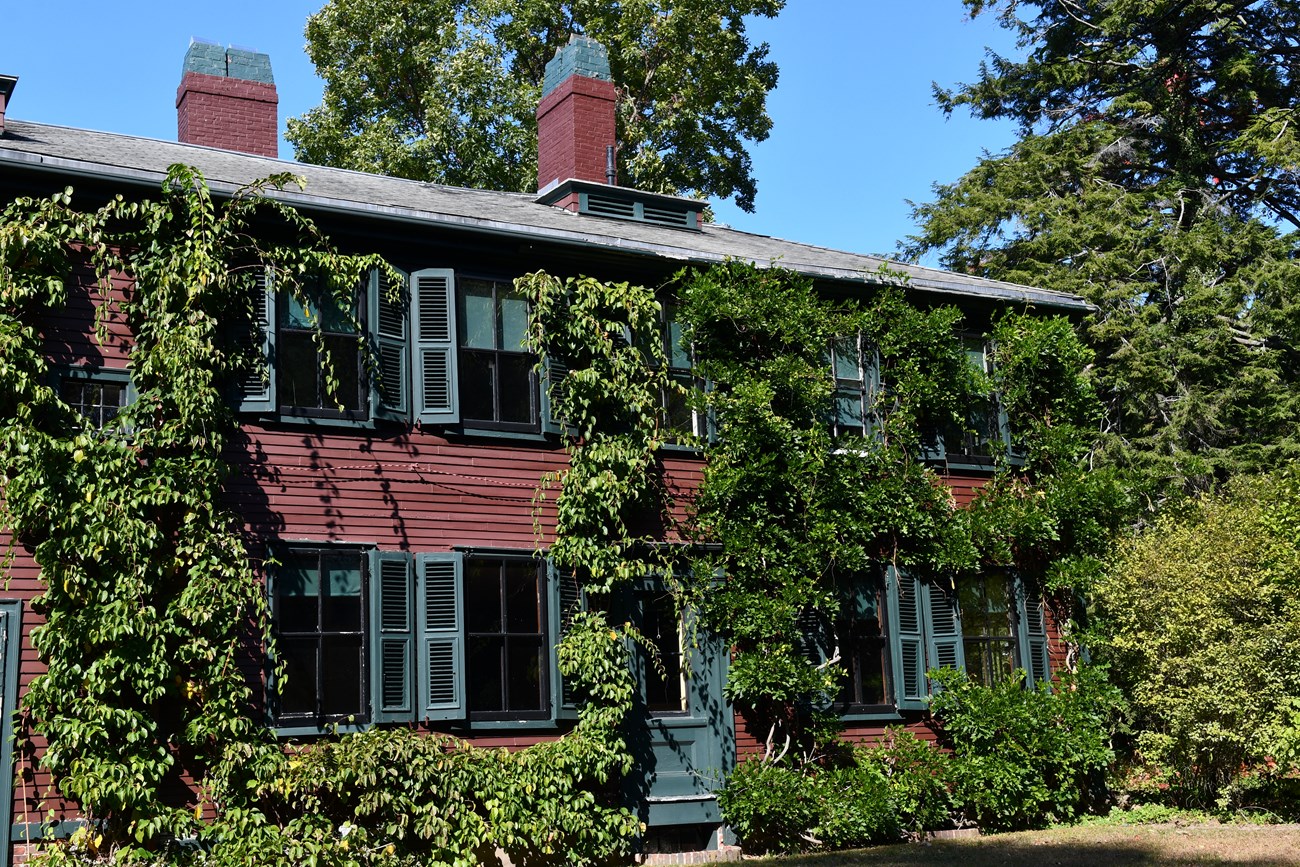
[624,585,734,839]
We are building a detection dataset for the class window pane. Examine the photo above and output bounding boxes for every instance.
[278,332,320,409]
[506,638,545,712]
[284,293,315,330]
[499,289,529,351]
[278,556,320,633]
[459,350,496,422]
[468,636,504,712]
[321,635,364,717]
[317,286,359,334]
[504,562,540,632]
[833,338,861,382]
[466,561,502,633]
[323,334,364,411]
[642,595,685,714]
[459,280,496,349]
[665,373,696,436]
[496,353,534,424]
[667,319,690,370]
[835,389,865,430]
[278,637,318,717]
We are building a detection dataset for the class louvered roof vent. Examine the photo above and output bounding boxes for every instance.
[536,178,702,231]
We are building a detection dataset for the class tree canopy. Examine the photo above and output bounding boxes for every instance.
[287,0,783,211]
[906,0,1300,505]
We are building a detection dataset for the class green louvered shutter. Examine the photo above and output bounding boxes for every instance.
[369,268,410,421]
[890,568,928,710]
[410,269,459,425]
[541,355,570,436]
[417,553,465,721]
[549,562,587,720]
[1016,577,1051,689]
[924,580,965,686]
[239,268,276,413]
[370,551,415,723]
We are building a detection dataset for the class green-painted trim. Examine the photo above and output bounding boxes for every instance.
[10,819,85,843]
[0,602,21,867]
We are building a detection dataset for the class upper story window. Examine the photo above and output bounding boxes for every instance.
[236,265,593,436]
[659,304,708,442]
[830,334,877,438]
[943,336,1002,465]
[457,278,539,433]
[277,279,367,420]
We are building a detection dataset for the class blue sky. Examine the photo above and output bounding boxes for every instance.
[1,2,1019,261]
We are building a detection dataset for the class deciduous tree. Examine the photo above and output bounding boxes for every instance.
[288,0,782,211]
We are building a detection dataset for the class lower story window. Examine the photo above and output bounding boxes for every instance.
[958,571,1017,688]
[58,368,132,432]
[273,547,368,725]
[465,557,548,719]
[836,586,889,709]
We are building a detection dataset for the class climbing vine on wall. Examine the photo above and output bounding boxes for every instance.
[0,167,388,857]
[673,260,1119,749]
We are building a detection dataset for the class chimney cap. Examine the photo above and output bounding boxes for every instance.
[541,34,611,98]
[0,75,17,103]
[183,39,274,85]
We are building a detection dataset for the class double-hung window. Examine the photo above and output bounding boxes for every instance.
[464,556,549,720]
[277,277,367,420]
[830,334,878,439]
[659,305,708,442]
[271,546,369,727]
[943,337,1002,465]
[457,278,539,433]
[799,566,1052,716]
[240,267,564,434]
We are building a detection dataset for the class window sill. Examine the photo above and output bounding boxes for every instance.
[449,426,551,444]
[837,708,905,724]
[274,721,370,738]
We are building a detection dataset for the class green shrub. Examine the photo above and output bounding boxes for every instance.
[930,666,1121,831]
[814,762,898,849]
[1095,471,1300,808]
[719,738,946,854]
[856,727,953,835]
[717,759,821,855]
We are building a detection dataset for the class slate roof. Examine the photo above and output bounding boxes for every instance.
[0,119,1088,311]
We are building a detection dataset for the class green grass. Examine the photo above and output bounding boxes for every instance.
[759,822,1300,866]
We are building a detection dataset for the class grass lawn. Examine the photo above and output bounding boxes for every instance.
[763,823,1300,866]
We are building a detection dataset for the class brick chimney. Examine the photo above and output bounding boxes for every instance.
[536,35,616,194]
[0,75,17,137]
[176,41,278,157]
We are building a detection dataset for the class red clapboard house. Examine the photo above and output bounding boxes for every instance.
[0,36,1087,861]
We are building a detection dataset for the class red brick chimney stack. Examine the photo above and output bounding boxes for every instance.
[176,40,279,157]
[0,75,17,138]
[536,35,616,194]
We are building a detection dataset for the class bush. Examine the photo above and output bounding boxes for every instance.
[719,731,954,853]
[716,759,822,855]
[814,762,898,849]
[930,666,1121,831]
[856,727,953,835]
[1095,471,1300,808]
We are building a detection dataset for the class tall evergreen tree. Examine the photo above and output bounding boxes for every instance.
[907,0,1300,505]
[288,0,782,211]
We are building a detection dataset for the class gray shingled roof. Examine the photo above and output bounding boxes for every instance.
[0,119,1087,311]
